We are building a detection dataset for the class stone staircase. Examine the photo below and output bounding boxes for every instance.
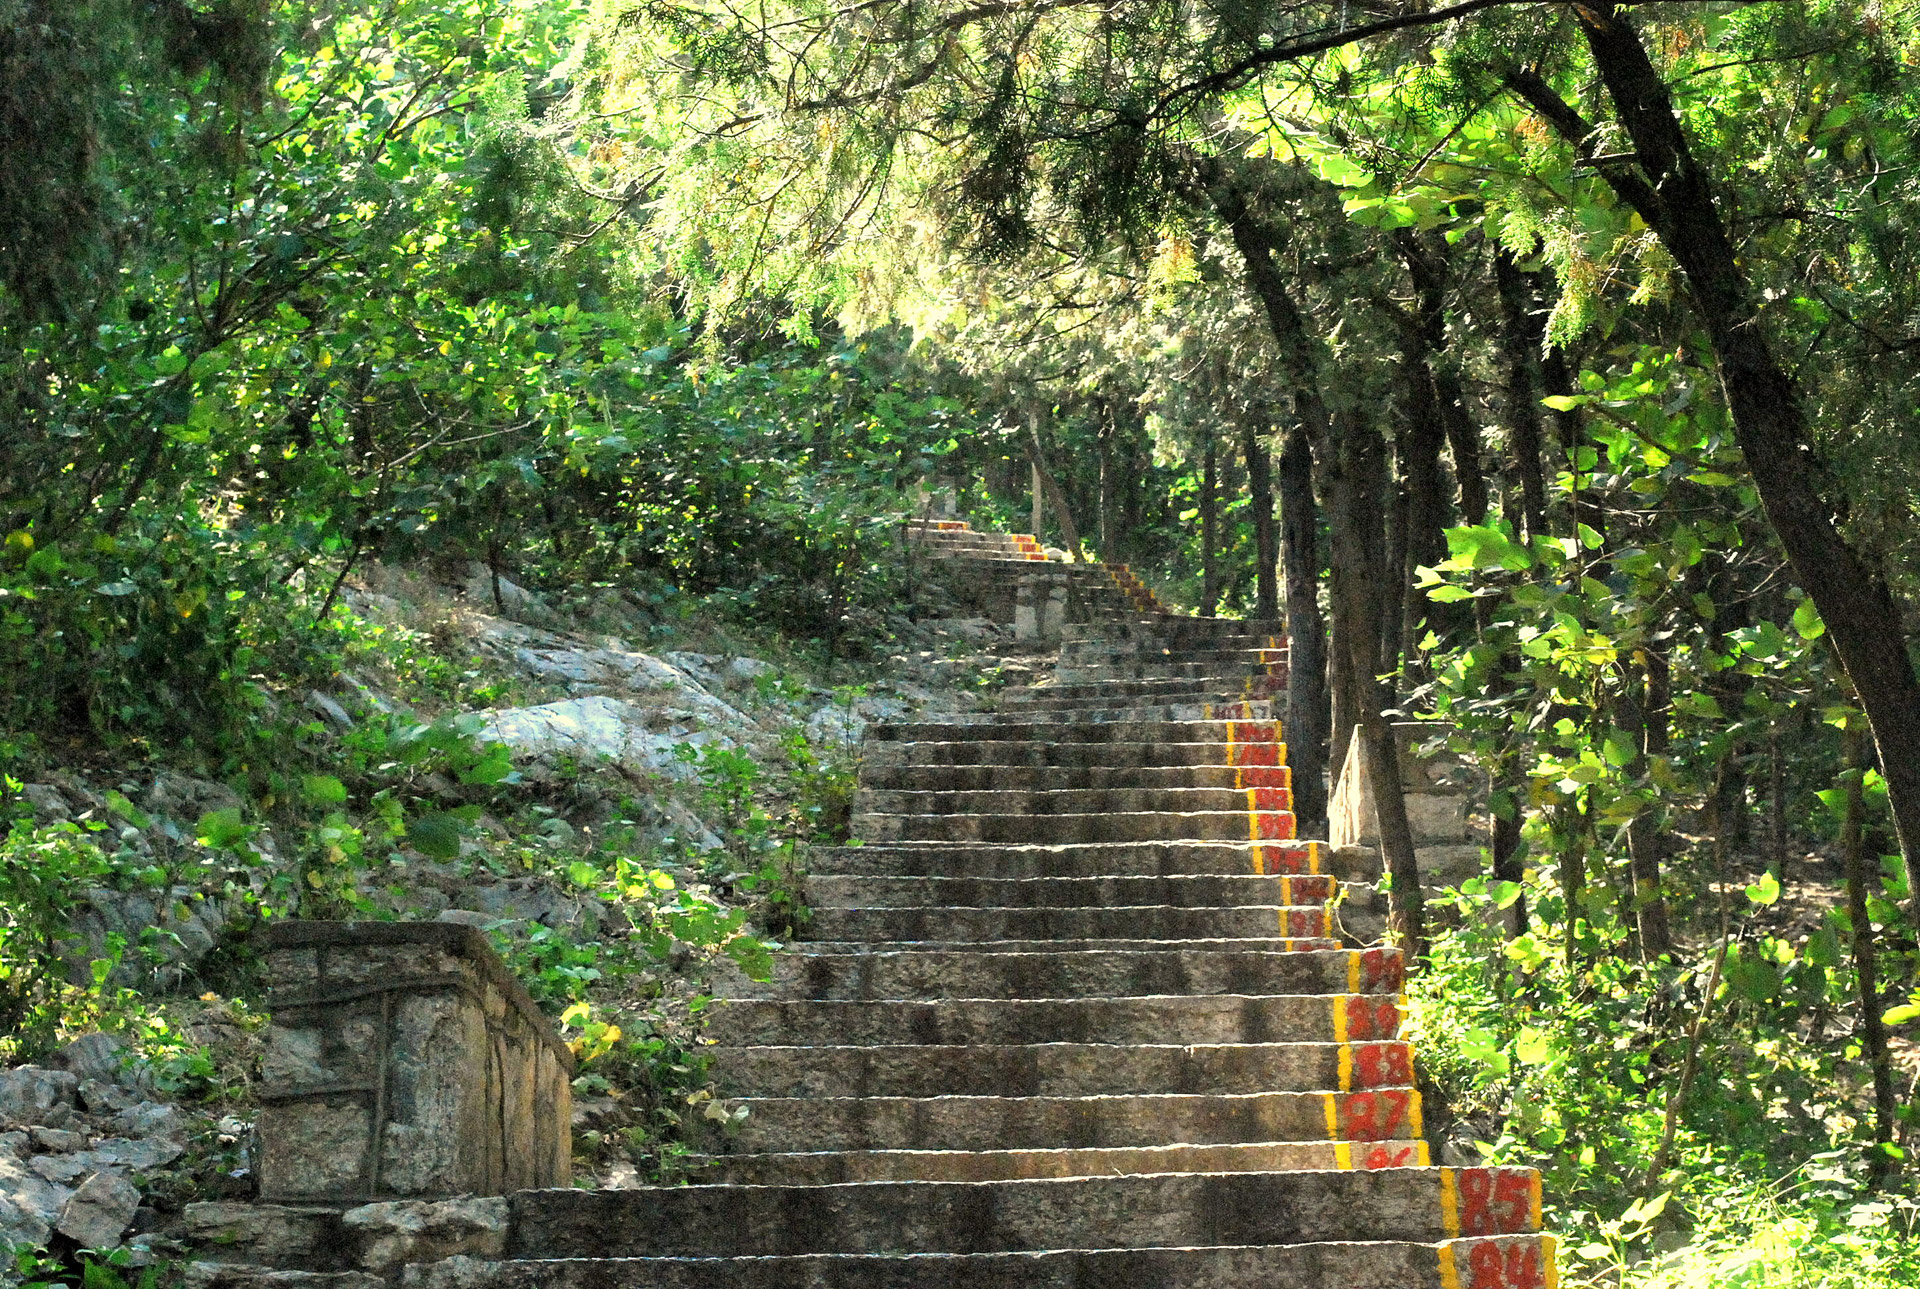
[186,525,1555,1289]
[408,546,1556,1287]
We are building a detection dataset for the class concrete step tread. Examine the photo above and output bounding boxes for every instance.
[411,1236,1556,1289]
[689,1139,1434,1184]
[506,1167,1544,1257]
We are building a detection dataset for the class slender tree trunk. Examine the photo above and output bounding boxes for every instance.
[1840,723,1900,1184]
[1769,727,1789,888]
[1201,432,1220,616]
[1625,647,1675,959]
[1030,461,1043,539]
[1278,424,1329,836]
[1510,14,1920,912]
[1026,420,1081,560]
[1329,407,1428,958]
[1244,419,1280,621]
[1491,249,1549,541]
[1098,407,1114,559]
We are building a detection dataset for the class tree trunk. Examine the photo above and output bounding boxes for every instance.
[1491,249,1549,541]
[1098,404,1115,559]
[1244,418,1280,622]
[1329,407,1427,958]
[1840,723,1900,1184]
[1625,646,1675,960]
[1201,432,1220,616]
[1278,423,1330,837]
[1026,420,1081,560]
[1030,461,1043,539]
[1510,14,1920,911]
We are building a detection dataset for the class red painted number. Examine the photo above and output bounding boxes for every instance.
[1353,1042,1413,1088]
[1359,947,1405,993]
[1463,1240,1547,1288]
[1362,1144,1417,1169]
[1340,1088,1411,1141]
[1345,996,1400,1040]
[1457,1170,1534,1236]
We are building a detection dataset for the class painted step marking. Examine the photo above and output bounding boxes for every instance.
[1333,994,1406,1043]
[1441,1236,1559,1289]
[1331,1138,1432,1170]
[1322,1087,1424,1142]
[1440,1168,1545,1237]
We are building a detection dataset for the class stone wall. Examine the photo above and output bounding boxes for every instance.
[1329,723,1486,892]
[256,922,572,1204]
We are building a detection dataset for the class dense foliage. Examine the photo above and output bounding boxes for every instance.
[9,0,1920,1283]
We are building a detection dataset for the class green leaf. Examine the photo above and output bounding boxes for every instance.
[408,812,463,860]
[1883,1002,1920,1026]
[1443,524,1534,572]
[1745,871,1782,906]
[303,774,348,805]
[1792,598,1825,640]
[197,808,252,851]
[1515,1026,1554,1065]
[1541,394,1591,412]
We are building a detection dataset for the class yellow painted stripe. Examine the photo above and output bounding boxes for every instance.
[1531,1171,1544,1229]
[1250,844,1265,876]
[1337,1043,1353,1092]
[1347,951,1362,995]
[1438,1243,1462,1289]
[1308,840,1321,875]
[1544,1233,1560,1288]
[1417,1140,1432,1166]
[1322,1093,1339,1140]
[1440,1168,1460,1237]
[1323,905,1334,938]
[1332,996,1349,1045]
[1334,1141,1353,1170]
[1410,1090,1426,1138]
[1245,787,1260,840]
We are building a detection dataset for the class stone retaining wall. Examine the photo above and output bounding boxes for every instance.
[255,922,572,1204]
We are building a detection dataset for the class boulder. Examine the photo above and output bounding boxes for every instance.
[55,1170,141,1249]
[341,1197,509,1271]
[0,1067,78,1126]
[0,1193,51,1255]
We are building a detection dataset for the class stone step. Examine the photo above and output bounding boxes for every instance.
[869,719,1283,745]
[852,809,1296,845]
[807,871,1324,908]
[713,944,1399,1000]
[862,739,1290,770]
[1002,675,1287,704]
[707,992,1406,1047]
[858,763,1293,791]
[1058,641,1287,661]
[810,839,1330,878]
[958,700,1279,725]
[504,1168,1543,1257]
[406,1235,1557,1289]
[1054,660,1289,684]
[724,1088,1424,1154]
[804,904,1329,942]
[855,786,1294,818]
[1063,619,1286,643]
[996,688,1286,714]
[793,936,1345,954]
[717,1040,1419,1099]
[696,1138,1434,1184]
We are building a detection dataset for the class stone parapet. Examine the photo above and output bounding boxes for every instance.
[255,922,572,1204]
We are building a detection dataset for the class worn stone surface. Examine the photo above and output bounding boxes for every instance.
[342,1197,509,1270]
[0,1067,78,1126]
[256,922,571,1203]
[184,1265,385,1289]
[55,1170,142,1249]
[182,1202,347,1270]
